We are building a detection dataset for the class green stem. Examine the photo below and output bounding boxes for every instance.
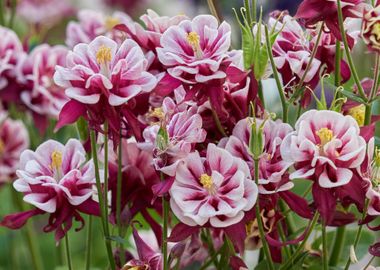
[116,128,125,265]
[290,22,324,102]
[8,0,16,28]
[336,0,367,100]
[244,0,252,25]
[90,130,116,270]
[322,223,328,270]
[252,0,257,22]
[344,199,369,270]
[265,25,288,122]
[254,158,275,270]
[11,188,44,270]
[279,212,320,270]
[277,223,291,260]
[364,256,375,269]
[161,173,169,270]
[103,122,111,241]
[65,233,73,270]
[365,54,380,125]
[335,40,342,87]
[210,98,227,136]
[85,216,92,270]
[258,80,265,110]
[329,226,346,266]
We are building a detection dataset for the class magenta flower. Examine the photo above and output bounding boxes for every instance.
[0,114,29,183]
[156,14,231,85]
[142,101,206,176]
[18,44,69,132]
[170,144,258,227]
[223,117,294,194]
[0,139,99,242]
[295,0,366,42]
[362,5,380,53]
[281,110,367,222]
[66,9,131,48]
[54,36,157,135]
[17,0,74,29]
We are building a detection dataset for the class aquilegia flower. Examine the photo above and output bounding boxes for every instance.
[54,36,157,136]
[0,113,29,183]
[18,44,69,132]
[281,110,367,221]
[362,4,380,53]
[223,117,293,194]
[0,139,100,242]
[170,143,258,227]
[156,14,231,85]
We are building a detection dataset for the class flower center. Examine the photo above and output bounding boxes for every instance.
[105,16,120,31]
[0,139,4,155]
[51,150,63,172]
[200,173,215,193]
[348,104,365,127]
[316,127,334,147]
[148,107,165,125]
[372,147,380,188]
[96,45,112,65]
[372,22,380,40]
[186,31,203,59]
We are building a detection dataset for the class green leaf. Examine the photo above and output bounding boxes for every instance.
[107,235,128,245]
[339,89,366,104]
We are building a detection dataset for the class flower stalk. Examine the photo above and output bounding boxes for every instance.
[65,233,73,270]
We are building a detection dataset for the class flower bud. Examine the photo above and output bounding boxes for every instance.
[362,5,380,53]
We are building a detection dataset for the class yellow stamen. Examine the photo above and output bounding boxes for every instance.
[96,45,112,65]
[186,31,203,58]
[0,139,4,155]
[149,107,165,121]
[316,127,334,146]
[200,173,213,190]
[51,150,63,171]
[348,104,365,127]
[105,16,121,31]
[372,22,380,40]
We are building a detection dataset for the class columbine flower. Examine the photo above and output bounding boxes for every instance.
[362,5,380,53]
[223,117,294,194]
[295,0,366,42]
[0,139,99,242]
[0,114,29,183]
[156,14,231,85]
[280,110,367,222]
[18,44,69,132]
[66,9,132,48]
[54,36,157,137]
[0,26,25,103]
[142,101,206,176]
[170,144,258,227]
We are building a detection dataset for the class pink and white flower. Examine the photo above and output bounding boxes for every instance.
[142,101,206,176]
[54,36,157,134]
[66,9,131,48]
[156,14,231,85]
[1,139,99,241]
[170,144,258,227]
[0,113,29,183]
[223,117,294,194]
[18,44,69,127]
[281,110,366,188]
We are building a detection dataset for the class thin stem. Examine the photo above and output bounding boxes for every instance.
[210,100,227,137]
[322,223,328,270]
[344,199,370,270]
[252,0,257,22]
[11,188,44,270]
[365,54,380,125]
[161,173,169,270]
[116,127,124,265]
[335,40,342,87]
[364,256,375,269]
[244,0,252,25]
[265,25,288,122]
[85,216,92,270]
[290,22,324,102]
[277,223,291,260]
[65,233,73,270]
[90,130,116,270]
[336,0,367,100]
[329,226,346,266]
[103,122,111,240]
[206,0,221,23]
[279,212,320,270]
[8,0,16,28]
[254,158,275,270]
